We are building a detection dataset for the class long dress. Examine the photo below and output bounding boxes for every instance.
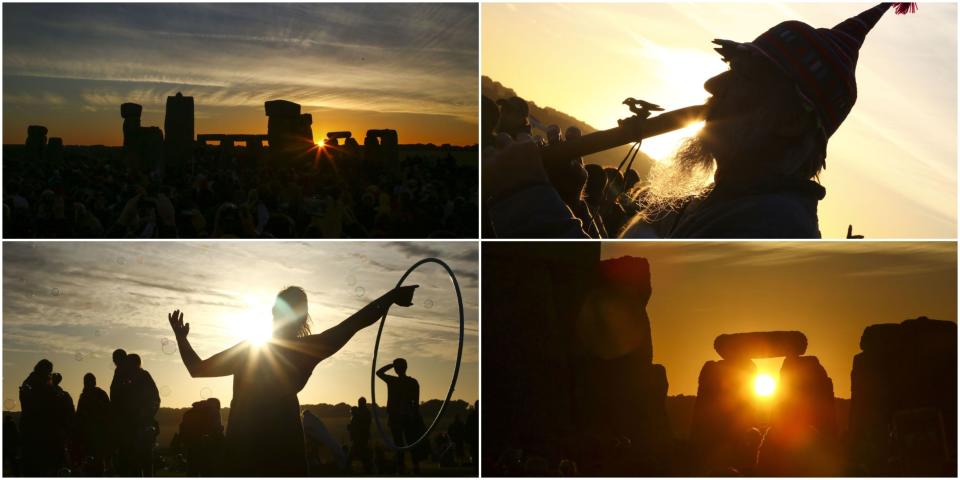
[219,340,321,476]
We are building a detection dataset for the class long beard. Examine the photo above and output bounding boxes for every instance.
[629,135,716,222]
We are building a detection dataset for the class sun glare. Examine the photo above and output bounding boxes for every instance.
[641,120,705,162]
[754,373,777,398]
[237,295,274,346]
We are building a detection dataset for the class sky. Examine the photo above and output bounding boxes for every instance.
[3,3,478,146]
[3,241,478,411]
[483,3,957,238]
[600,241,957,398]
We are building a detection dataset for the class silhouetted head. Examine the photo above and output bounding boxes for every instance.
[51,373,62,386]
[393,358,408,376]
[127,353,142,369]
[207,398,220,410]
[584,164,607,203]
[496,96,531,139]
[83,373,96,388]
[272,286,311,339]
[604,168,625,199]
[546,125,562,145]
[34,359,53,376]
[358,397,367,408]
[701,49,825,182]
[112,349,127,367]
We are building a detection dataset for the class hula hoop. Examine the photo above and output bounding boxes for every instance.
[370,257,465,451]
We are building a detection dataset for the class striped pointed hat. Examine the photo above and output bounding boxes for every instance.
[714,3,917,139]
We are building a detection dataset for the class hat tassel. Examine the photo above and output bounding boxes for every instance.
[891,3,918,15]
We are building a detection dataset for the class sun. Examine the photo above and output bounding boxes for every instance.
[754,373,777,398]
[236,295,274,346]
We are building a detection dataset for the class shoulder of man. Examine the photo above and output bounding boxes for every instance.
[672,191,821,239]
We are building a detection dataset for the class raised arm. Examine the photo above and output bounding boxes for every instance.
[298,285,418,362]
[376,363,396,381]
[169,310,245,378]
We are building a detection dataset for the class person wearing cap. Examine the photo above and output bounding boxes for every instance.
[485,3,916,239]
[648,2,917,238]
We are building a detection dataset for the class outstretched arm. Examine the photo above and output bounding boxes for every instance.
[298,285,418,362]
[169,310,244,378]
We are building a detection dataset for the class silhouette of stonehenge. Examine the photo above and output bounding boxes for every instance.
[483,243,957,476]
[23,93,403,171]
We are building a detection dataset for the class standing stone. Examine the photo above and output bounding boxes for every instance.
[849,317,957,476]
[299,113,314,144]
[758,355,840,476]
[164,92,194,170]
[690,358,759,473]
[141,127,164,175]
[265,99,308,158]
[25,125,48,161]
[121,103,144,172]
[45,137,64,164]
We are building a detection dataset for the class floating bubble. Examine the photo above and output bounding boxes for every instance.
[200,387,213,400]
[159,386,172,397]
[354,286,365,297]
[116,256,126,265]
[74,352,85,362]
[346,275,357,286]
[161,338,177,355]
[4,399,16,410]
[51,287,61,297]
[424,299,435,309]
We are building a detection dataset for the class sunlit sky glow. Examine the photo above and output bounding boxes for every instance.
[3,3,478,146]
[3,242,478,410]
[600,242,956,398]
[484,3,957,238]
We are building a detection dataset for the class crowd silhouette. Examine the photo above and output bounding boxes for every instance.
[3,142,478,239]
[10,351,160,476]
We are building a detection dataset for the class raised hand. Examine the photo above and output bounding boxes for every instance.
[391,285,419,307]
[168,309,190,339]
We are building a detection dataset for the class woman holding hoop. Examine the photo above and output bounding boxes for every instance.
[167,284,417,476]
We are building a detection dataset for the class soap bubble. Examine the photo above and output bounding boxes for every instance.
[354,286,365,297]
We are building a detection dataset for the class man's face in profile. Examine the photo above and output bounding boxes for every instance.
[699,52,794,166]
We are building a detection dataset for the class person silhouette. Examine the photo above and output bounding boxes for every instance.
[50,372,75,465]
[19,359,59,476]
[348,397,372,473]
[109,348,131,473]
[376,357,426,473]
[168,283,418,476]
[76,373,110,475]
[126,354,160,476]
